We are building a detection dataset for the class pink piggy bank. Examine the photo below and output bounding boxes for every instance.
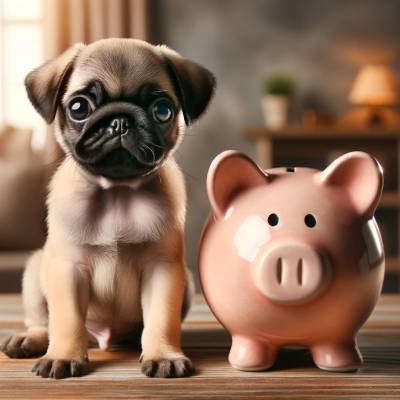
[199,150,385,372]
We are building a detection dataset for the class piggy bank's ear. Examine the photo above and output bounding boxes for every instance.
[320,151,383,218]
[207,150,268,217]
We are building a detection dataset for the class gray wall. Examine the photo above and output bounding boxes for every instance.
[154,0,400,288]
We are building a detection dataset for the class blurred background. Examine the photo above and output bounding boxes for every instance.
[0,0,400,292]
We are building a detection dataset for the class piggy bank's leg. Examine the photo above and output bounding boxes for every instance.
[310,340,363,372]
[229,336,278,371]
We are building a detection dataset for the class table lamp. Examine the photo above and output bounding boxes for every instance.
[347,64,400,126]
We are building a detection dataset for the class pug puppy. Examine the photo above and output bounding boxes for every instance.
[0,38,215,379]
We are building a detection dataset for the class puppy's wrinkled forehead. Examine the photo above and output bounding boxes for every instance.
[65,39,175,100]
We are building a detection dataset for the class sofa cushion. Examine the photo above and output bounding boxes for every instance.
[0,126,48,250]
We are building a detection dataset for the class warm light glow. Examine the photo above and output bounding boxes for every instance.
[0,0,45,148]
[349,65,400,106]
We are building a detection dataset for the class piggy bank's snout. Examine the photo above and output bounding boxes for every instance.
[254,242,330,303]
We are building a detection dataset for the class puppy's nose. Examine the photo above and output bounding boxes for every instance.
[110,116,131,135]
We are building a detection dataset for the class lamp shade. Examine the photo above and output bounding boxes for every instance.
[349,65,399,106]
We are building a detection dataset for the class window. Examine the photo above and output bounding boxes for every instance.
[0,0,45,147]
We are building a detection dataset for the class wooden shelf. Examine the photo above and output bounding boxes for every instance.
[245,126,400,140]
[386,257,400,273]
[379,192,400,208]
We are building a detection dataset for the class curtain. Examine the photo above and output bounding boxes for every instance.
[43,0,149,59]
[41,0,149,159]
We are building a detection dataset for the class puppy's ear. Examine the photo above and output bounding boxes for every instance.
[160,46,216,125]
[25,43,84,124]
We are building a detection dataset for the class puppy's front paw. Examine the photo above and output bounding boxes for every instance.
[1,332,48,359]
[141,356,194,378]
[32,357,88,379]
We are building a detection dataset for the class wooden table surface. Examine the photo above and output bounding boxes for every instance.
[0,294,399,399]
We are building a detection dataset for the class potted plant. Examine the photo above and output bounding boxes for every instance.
[262,75,295,128]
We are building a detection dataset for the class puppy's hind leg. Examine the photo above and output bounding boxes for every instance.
[1,250,49,358]
[181,268,195,320]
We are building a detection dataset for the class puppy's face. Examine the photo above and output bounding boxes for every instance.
[26,39,215,181]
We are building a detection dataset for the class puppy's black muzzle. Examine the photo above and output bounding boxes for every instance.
[73,102,167,179]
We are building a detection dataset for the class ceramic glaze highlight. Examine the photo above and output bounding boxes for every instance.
[199,150,385,372]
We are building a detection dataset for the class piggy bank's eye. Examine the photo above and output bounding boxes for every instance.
[305,214,317,228]
[267,213,279,226]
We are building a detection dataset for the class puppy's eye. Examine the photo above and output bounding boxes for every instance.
[151,99,174,123]
[67,96,93,122]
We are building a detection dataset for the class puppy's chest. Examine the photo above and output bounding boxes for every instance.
[70,189,168,245]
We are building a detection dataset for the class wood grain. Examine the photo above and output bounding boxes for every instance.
[0,294,399,399]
